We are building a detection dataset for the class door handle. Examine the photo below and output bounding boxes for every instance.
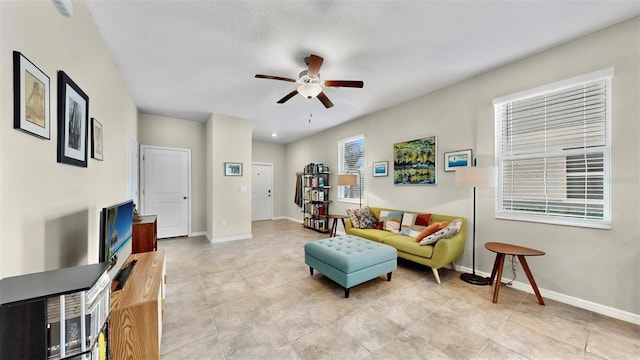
[183,196,188,199]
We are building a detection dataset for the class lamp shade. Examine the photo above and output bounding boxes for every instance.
[297,84,322,98]
[338,174,358,186]
[455,166,496,188]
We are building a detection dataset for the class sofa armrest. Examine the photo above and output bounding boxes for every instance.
[429,218,467,268]
[345,218,354,234]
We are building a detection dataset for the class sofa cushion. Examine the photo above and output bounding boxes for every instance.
[380,210,403,233]
[414,221,449,242]
[419,218,463,245]
[348,228,395,243]
[347,207,378,229]
[383,235,434,259]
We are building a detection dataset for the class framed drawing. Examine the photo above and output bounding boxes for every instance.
[444,149,472,172]
[91,118,103,161]
[225,162,242,176]
[393,136,437,185]
[13,51,50,139]
[57,71,89,167]
[373,161,388,177]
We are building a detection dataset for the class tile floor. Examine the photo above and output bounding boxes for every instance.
[158,219,639,359]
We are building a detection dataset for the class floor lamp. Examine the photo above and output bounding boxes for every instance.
[338,172,361,207]
[455,161,496,286]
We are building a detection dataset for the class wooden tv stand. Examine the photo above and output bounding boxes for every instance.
[110,250,166,360]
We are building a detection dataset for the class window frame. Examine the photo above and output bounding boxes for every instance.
[337,134,365,204]
[493,68,613,229]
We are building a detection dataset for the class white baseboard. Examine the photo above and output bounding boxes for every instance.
[455,264,640,325]
[189,231,207,238]
[283,216,303,224]
[206,233,252,244]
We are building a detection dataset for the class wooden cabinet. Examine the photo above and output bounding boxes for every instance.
[110,250,166,360]
[302,163,331,233]
[132,215,157,253]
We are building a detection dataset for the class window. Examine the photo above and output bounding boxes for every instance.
[493,68,612,229]
[338,135,365,203]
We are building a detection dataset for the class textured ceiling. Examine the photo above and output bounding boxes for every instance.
[85,1,639,144]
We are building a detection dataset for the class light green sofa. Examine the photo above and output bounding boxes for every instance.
[345,207,466,284]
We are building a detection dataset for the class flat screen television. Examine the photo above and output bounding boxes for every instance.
[99,200,134,269]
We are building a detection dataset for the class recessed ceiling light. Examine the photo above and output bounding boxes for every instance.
[271,133,277,137]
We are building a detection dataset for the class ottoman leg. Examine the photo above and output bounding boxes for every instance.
[309,267,314,276]
[387,272,392,281]
[344,288,350,298]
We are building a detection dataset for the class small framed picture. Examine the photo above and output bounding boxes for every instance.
[373,161,388,177]
[225,162,243,176]
[13,51,50,139]
[444,149,472,172]
[57,71,89,167]
[91,118,103,161]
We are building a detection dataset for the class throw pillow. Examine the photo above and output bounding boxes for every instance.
[375,221,384,230]
[346,208,362,228]
[414,221,449,242]
[407,225,427,238]
[419,218,463,246]
[399,213,418,235]
[346,207,377,229]
[380,211,403,233]
[415,213,432,226]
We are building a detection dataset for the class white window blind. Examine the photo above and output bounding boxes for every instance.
[338,135,365,203]
[494,69,612,229]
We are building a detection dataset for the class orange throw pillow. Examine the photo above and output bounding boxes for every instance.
[415,221,449,242]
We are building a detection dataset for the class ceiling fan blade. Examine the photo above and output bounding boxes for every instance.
[277,90,299,104]
[307,54,324,77]
[324,80,364,88]
[317,92,334,108]
[255,74,297,83]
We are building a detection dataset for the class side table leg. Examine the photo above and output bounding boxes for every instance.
[492,254,506,303]
[489,253,501,285]
[330,219,338,237]
[518,255,545,305]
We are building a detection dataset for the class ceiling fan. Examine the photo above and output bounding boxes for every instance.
[255,54,364,108]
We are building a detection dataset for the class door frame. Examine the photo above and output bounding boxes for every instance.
[140,145,192,236]
[251,162,274,221]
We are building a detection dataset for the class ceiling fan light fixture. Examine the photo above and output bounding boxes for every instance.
[297,84,322,99]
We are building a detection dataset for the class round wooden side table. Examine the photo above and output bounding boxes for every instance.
[326,214,349,237]
[485,242,546,305]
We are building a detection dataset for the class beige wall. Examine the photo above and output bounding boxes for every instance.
[286,18,640,316]
[207,114,252,240]
[252,141,287,218]
[138,113,207,233]
[0,1,137,277]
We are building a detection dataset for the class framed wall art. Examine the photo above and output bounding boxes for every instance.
[13,51,50,139]
[373,161,388,177]
[393,136,437,185]
[225,162,242,176]
[444,149,472,172]
[91,118,103,161]
[57,71,89,167]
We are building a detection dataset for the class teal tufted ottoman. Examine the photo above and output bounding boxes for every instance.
[304,235,397,298]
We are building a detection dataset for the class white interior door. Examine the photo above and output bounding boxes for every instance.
[142,146,190,238]
[252,163,273,221]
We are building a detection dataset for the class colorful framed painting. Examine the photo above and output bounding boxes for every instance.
[444,149,472,172]
[373,161,388,177]
[91,118,103,161]
[393,136,437,185]
[225,162,243,176]
[13,51,50,139]
[57,71,89,167]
